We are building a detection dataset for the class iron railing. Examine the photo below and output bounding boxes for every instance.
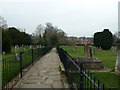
[2,47,51,89]
[57,47,104,90]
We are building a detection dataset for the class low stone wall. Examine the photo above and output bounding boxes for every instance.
[72,57,104,70]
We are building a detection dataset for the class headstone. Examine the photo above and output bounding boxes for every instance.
[37,45,39,48]
[22,45,24,50]
[17,45,19,51]
[15,45,17,53]
[84,45,92,58]
[30,45,32,49]
[90,48,92,57]
[84,46,89,57]
[3,52,5,55]
[40,45,41,48]
[24,45,26,50]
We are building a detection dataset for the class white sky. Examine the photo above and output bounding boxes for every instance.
[0,0,119,37]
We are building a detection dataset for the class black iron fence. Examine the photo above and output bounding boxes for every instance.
[57,47,104,90]
[2,47,51,89]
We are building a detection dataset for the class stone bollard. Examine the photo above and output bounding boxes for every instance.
[115,50,120,75]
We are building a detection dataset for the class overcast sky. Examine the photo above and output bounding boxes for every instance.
[0,0,119,37]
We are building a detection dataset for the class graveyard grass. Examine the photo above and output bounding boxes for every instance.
[73,72,120,88]
[2,48,29,59]
[61,46,119,88]
[61,46,116,70]
[2,47,51,87]
[2,47,35,86]
[93,49,116,70]
[92,72,120,88]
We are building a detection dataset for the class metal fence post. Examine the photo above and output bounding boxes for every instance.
[38,48,39,59]
[80,63,83,89]
[20,52,23,78]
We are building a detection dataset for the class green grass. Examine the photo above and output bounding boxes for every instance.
[61,46,119,88]
[2,48,29,59]
[2,52,15,59]
[61,46,116,70]
[92,72,120,88]
[2,49,34,86]
[61,46,85,57]
[72,72,120,88]
[2,47,51,87]
[93,49,116,70]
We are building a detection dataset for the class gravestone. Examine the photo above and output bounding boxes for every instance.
[84,46,92,57]
[21,45,24,50]
[37,45,39,48]
[30,45,32,49]
[24,45,26,50]
[15,45,17,53]
[3,52,5,55]
[15,45,19,53]
[115,50,120,74]
[40,45,41,48]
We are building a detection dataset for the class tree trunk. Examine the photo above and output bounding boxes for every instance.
[115,50,120,74]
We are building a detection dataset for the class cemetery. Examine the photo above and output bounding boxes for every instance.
[2,45,51,89]
[61,46,120,88]
[1,37,120,89]
[1,12,120,89]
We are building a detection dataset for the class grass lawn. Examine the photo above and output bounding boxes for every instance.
[92,72,120,88]
[61,46,119,88]
[61,46,85,57]
[2,52,15,59]
[61,46,116,70]
[2,49,32,86]
[93,49,116,70]
[2,48,34,86]
[2,48,29,59]
[2,47,51,87]
[72,72,120,88]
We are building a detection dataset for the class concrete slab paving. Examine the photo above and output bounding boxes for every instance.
[14,48,65,88]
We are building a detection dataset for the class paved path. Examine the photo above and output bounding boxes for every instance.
[14,48,65,88]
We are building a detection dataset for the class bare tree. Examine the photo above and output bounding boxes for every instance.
[0,16,8,29]
[31,32,38,44]
[32,22,67,46]
[36,24,45,37]
[32,24,45,45]
[43,22,67,47]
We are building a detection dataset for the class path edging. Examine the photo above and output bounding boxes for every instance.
[59,62,70,88]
